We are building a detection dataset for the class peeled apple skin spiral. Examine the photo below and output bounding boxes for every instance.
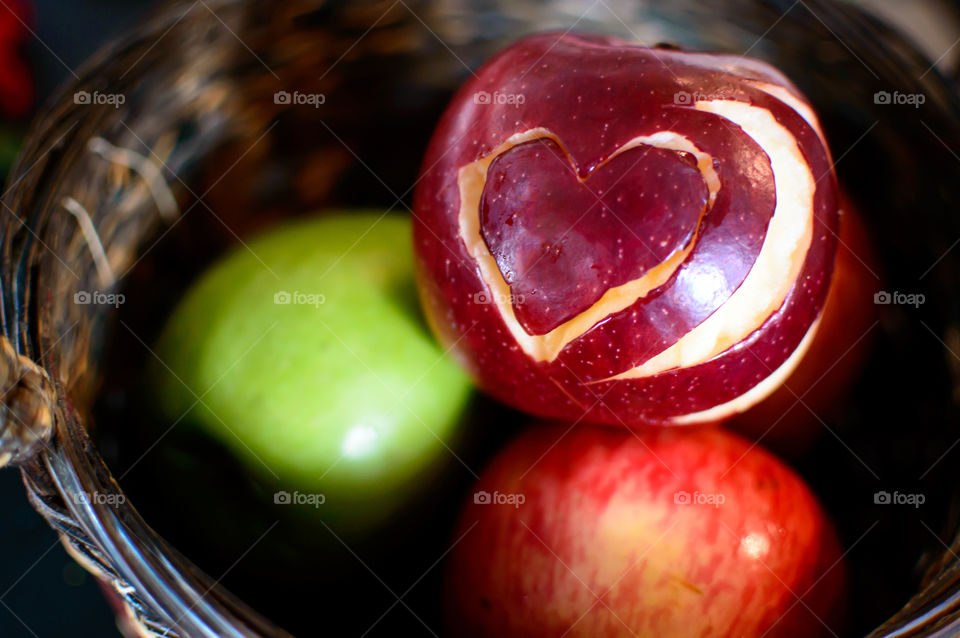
[413,32,839,427]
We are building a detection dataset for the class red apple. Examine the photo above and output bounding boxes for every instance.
[413,32,840,426]
[731,198,879,451]
[446,425,846,637]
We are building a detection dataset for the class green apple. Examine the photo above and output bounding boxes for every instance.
[151,212,473,535]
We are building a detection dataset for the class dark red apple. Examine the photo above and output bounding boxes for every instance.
[446,425,846,637]
[731,198,879,451]
[413,32,840,426]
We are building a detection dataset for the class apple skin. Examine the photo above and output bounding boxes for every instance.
[413,32,840,426]
[731,199,879,451]
[445,424,846,638]
[152,213,473,536]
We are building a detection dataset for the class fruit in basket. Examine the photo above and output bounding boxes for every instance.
[152,212,473,534]
[445,424,846,637]
[413,32,841,426]
[732,200,878,450]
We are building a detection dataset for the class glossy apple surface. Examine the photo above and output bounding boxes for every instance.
[446,424,846,637]
[152,212,473,535]
[413,32,840,426]
[732,200,878,451]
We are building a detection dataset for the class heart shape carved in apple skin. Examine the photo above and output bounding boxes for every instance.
[412,32,840,427]
[481,139,708,335]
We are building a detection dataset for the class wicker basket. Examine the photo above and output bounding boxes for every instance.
[2,0,960,635]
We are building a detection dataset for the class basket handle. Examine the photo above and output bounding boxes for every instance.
[0,335,55,468]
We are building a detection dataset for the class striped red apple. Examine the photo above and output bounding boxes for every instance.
[445,425,846,637]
